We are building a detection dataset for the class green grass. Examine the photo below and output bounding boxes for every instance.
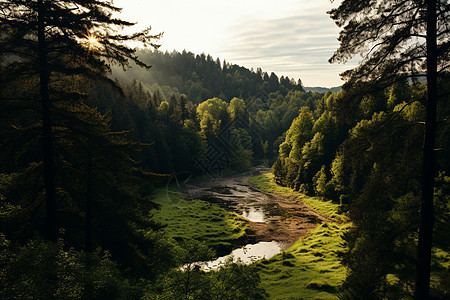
[258,222,350,299]
[249,172,349,299]
[249,172,344,221]
[149,188,249,252]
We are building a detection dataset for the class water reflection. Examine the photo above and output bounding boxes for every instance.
[200,241,281,271]
[241,206,265,223]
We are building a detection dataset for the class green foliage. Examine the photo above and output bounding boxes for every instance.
[273,92,347,194]
[0,97,167,275]
[113,49,304,104]
[332,110,423,297]
[228,97,246,120]
[0,0,340,298]
[111,50,323,164]
[85,80,205,174]
[434,173,450,250]
[328,3,449,296]
[328,85,448,298]
[147,258,267,300]
[0,174,16,219]
[197,97,230,138]
[0,234,141,299]
[387,79,412,111]
[313,165,328,197]
[145,240,215,300]
[0,0,170,278]
[271,72,450,298]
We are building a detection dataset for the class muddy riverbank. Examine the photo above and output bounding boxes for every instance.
[180,167,335,251]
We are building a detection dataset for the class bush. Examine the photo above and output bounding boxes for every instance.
[0,234,139,299]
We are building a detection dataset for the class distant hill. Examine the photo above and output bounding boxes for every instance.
[112,49,304,103]
[303,86,341,93]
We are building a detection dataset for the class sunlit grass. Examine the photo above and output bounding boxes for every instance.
[150,172,352,299]
[258,222,350,299]
[149,188,248,251]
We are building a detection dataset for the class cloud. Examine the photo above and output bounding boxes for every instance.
[217,9,358,87]
[114,0,358,87]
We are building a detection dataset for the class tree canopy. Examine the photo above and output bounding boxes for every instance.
[0,0,161,241]
[329,0,450,297]
[329,0,449,86]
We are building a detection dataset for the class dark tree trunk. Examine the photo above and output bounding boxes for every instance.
[416,0,437,298]
[85,151,93,252]
[38,0,57,242]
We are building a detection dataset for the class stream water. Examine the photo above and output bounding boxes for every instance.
[198,183,284,270]
[199,241,282,271]
[184,168,319,271]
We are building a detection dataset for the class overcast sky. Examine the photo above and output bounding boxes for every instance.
[114,0,359,87]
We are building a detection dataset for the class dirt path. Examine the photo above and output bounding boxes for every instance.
[180,168,335,250]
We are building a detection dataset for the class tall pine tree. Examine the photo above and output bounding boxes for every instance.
[329,0,449,297]
[0,0,161,241]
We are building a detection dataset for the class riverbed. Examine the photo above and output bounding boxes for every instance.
[178,168,334,269]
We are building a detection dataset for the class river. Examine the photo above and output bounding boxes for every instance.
[179,167,333,270]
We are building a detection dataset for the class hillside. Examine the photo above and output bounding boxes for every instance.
[112,49,304,103]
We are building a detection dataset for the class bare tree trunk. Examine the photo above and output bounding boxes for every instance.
[38,0,57,242]
[416,0,437,298]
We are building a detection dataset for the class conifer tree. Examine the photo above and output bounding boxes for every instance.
[329,0,449,297]
[0,0,161,241]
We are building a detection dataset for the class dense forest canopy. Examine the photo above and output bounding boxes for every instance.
[86,49,325,175]
[112,49,305,103]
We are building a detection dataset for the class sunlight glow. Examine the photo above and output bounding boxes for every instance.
[84,32,100,51]
[88,36,98,46]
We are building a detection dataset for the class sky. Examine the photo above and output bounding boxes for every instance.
[114,0,359,88]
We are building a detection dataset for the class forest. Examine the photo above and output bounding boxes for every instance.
[0,0,449,299]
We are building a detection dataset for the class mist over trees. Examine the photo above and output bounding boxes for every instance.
[112,49,305,103]
[86,50,323,175]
